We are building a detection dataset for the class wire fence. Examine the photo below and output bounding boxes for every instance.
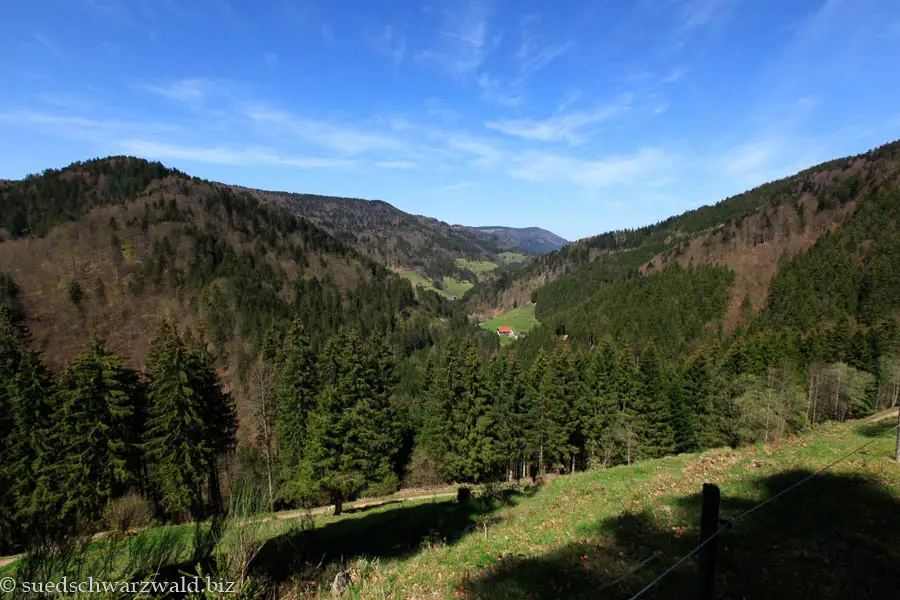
[607,422,900,600]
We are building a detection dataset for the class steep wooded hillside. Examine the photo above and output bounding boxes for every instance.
[236,187,553,282]
[469,140,900,332]
[0,158,479,385]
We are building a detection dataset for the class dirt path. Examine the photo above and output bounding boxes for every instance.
[855,407,899,424]
[268,491,457,522]
[0,491,459,571]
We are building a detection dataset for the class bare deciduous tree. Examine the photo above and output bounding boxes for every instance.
[247,356,278,510]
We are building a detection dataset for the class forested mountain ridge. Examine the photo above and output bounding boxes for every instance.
[472,226,568,254]
[0,158,488,405]
[234,186,554,283]
[467,140,900,321]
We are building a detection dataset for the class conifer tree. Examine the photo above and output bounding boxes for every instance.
[191,335,237,514]
[276,320,318,494]
[50,339,143,530]
[635,342,676,458]
[300,331,400,514]
[674,352,712,453]
[143,323,235,519]
[421,345,466,478]
[450,347,500,482]
[528,346,577,474]
[490,353,529,480]
[0,310,56,546]
[583,342,620,468]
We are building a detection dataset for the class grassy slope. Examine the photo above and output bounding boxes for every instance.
[479,303,539,344]
[456,258,498,275]
[341,418,900,599]
[442,276,474,298]
[4,418,898,598]
[396,271,472,299]
[499,251,526,263]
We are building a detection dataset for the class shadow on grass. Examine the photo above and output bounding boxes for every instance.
[462,470,900,600]
[855,418,898,439]
[254,485,539,582]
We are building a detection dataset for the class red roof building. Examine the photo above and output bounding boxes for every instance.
[497,326,514,337]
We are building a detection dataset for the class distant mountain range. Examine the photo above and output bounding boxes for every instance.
[233,187,567,279]
[472,226,568,254]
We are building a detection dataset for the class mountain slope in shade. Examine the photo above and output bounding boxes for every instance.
[473,226,569,254]
[234,188,532,278]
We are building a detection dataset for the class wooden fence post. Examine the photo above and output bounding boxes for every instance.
[698,483,721,600]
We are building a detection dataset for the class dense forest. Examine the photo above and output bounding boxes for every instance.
[3,142,900,564]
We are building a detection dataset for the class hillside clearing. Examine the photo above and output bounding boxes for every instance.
[441,276,474,298]
[456,258,498,275]
[479,303,539,343]
[394,270,473,299]
[499,251,526,263]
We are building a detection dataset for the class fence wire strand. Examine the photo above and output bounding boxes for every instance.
[619,421,900,600]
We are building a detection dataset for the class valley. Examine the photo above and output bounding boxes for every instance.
[3,141,900,599]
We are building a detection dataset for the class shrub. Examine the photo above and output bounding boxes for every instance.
[102,492,155,533]
[403,448,444,488]
[363,473,400,499]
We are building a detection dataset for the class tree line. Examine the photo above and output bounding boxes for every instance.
[0,310,236,551]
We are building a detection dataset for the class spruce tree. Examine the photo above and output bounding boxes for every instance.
[421,345,466,479]
[276,320,318,495]
[143,323,235,519]
[0,310,56,547]
[490,353,529,480]
[451,347,500,482]
[674,352,712,453]
[528,345,577,474]
[300,331,400,514]
[190,334,236,515]
[50,339,143,530]
[583,342,620,468]
[635,342,676,458]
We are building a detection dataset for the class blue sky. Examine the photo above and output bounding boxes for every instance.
[2,0,900,240]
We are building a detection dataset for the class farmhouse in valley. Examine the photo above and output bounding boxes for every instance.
[497,326,514,338]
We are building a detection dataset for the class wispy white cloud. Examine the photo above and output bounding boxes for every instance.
[717,136,828,189]
[0,111,179,139]
[441,181,474,191]
[34,33,64,58]
[508,147,674,191]
[416,0,492,78]
[557,89,582,113]
[424,98,462,124]
[442,132,506,168]
[670,0,733,47]
[477,74,524,108]
[242,104,405,155]
[473,14,571,108]
[119,139,354,168]
[661,66,688,83]
[485,95,633,143]
[375,160,418,169]
[516,14,571,81]
[141,78,224,104]
[373,24,406,69]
